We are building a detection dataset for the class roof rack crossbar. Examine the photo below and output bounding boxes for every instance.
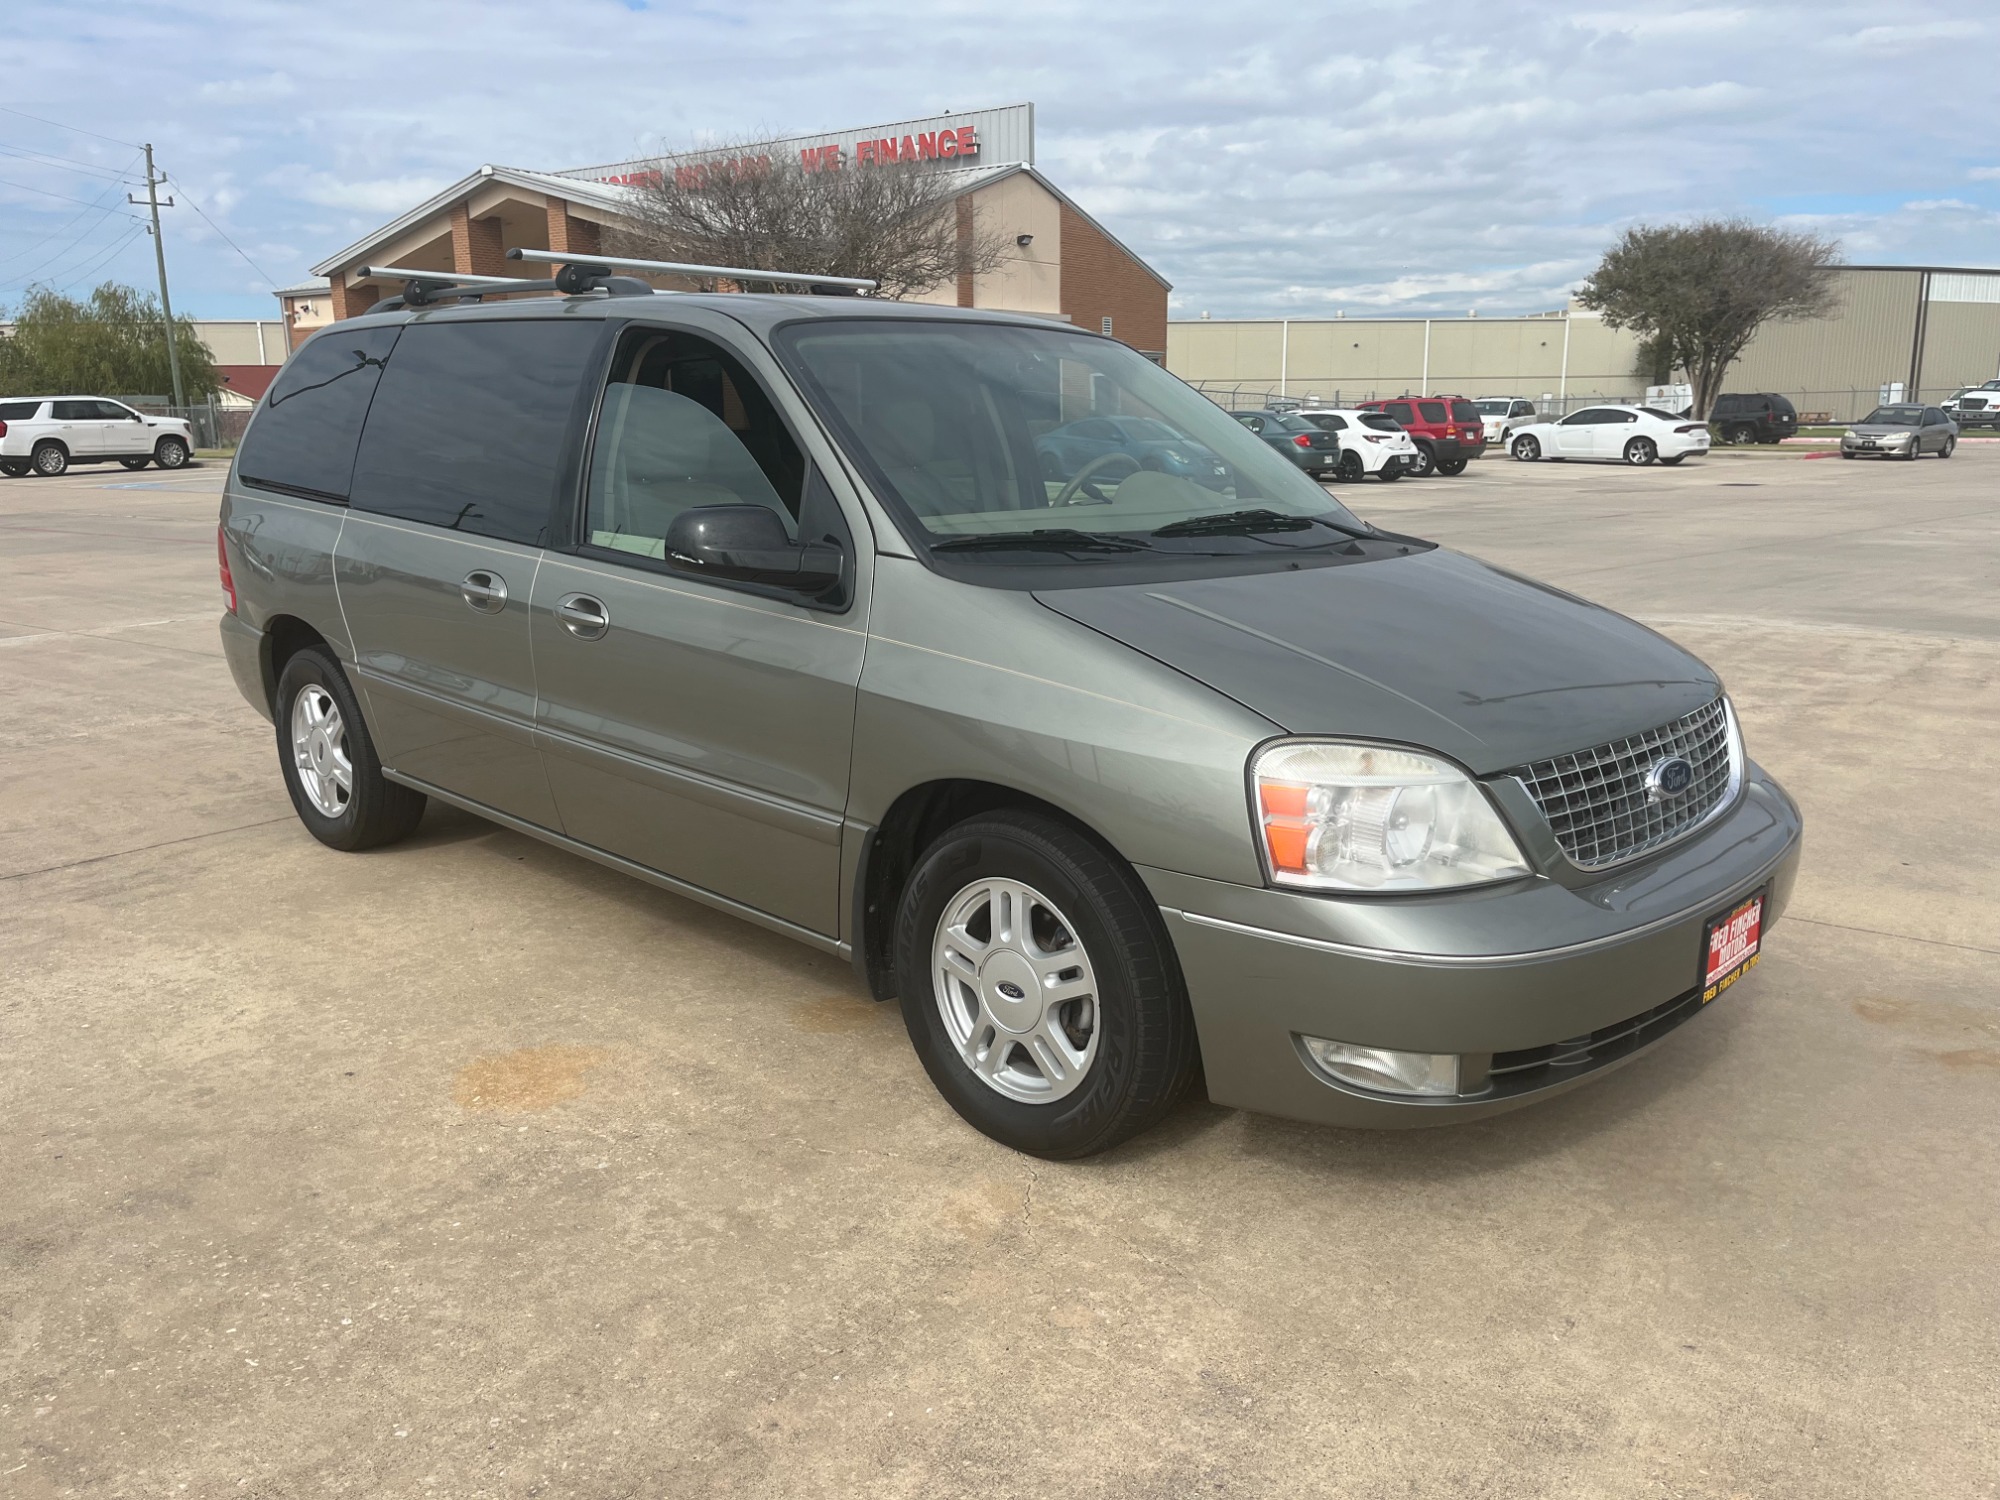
[355,262,655,309]
[506,246,878,291]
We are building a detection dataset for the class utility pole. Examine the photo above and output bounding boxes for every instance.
[130,144,186,409]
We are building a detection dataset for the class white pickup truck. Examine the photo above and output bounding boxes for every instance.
[1945,380,2000,430]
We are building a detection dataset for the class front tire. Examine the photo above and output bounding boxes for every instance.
[31,441,68,476]
[1941,436,1956,459]
[275,647,426,852]
[154,436,190,469]
[1511,434,1542,461]
[1624,437,1658,466]
[893,810,1198,1159]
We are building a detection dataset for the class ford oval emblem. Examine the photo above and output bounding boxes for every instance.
[996,981,1026,1000]
[1647,755,1695,801]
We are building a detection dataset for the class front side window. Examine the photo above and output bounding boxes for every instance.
[1561,409,1604,426]
[776,319,1383,585]
[582,327,805,561]
[1513,402,1535,417]
[349,318,600,545]
[1924,408,1946,425]
[238,325,401,502]
[92,400,140,421]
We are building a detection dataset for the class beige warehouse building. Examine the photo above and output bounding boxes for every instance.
[1168,265,2000,421]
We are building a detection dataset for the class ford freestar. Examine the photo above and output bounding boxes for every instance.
[218,268,1801,1159]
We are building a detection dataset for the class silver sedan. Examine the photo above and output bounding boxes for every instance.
[1840,404,1957,460]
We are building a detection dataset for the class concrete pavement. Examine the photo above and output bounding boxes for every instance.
[3,450,1995,1497]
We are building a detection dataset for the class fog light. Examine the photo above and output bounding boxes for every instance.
[1302,1037,1460,1097]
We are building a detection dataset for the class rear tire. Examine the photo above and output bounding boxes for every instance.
[1409,443,1436,478]
[32,441,68,476]
[1336,451,1365,483]
[1511,435,1541,461]
[153,436,190,469]
[1624,437,1658,466]
[893,809,1199,1159]
[1727,424,1757,446]
[274,647,427,852]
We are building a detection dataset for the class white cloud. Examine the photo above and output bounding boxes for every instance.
[3,0,1996,317]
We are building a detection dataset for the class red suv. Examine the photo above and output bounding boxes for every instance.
[1355,396,1485,476]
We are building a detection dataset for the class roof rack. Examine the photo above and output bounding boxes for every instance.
[506,247,878,294]
[356,261,655,311]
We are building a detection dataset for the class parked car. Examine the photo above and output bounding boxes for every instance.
[220,289,1800,1159]
[1472,396,1539,444]
[1708,392,1798,445]
[1291,408,1419,480]
[1352,396,1484,476]
[1034,415,1232,494]
[1839,404,1957,459]
[1508,405,1711,466]
[0,397,194,477]
[1944,381,2000,430]
[1226,409,1340,477]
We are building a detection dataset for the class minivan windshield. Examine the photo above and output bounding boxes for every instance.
[777,320,1369,572]
[1861,406,1923,425]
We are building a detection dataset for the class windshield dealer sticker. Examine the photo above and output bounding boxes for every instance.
[1702,892,1765,1002]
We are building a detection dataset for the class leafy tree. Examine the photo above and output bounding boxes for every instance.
[613,143,1008,300]
[1577,219,1838,418]
[0,283,220,402]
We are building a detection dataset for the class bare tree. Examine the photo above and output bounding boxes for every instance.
[1577,219,1840,419]
[609,141,1009,300]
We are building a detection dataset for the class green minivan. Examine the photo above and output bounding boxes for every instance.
[219,284,1801,1158]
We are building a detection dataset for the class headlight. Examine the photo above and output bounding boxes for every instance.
[1252,741,1531,892]
[1843,430,1858,440]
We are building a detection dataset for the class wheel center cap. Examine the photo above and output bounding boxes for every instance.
[979,950,1041,1034]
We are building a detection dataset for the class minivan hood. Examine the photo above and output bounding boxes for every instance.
[1036,548,1718,774]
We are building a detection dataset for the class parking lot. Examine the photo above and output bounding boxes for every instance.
[4,448,1996,1497]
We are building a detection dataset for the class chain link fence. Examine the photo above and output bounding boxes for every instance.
[121,397,252,451]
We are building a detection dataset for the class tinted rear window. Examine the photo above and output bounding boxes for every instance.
[0,401,40,421]
[1359,413,1402,432]
[237,326,401,501]
[349,319,600,546]
[1449,401,1480,423]
[1417,401,1447,424]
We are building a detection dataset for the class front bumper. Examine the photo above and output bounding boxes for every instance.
[1144,764,1802,1128]
[1840,436,1915,455]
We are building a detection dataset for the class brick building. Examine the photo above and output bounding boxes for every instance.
[300,105,1169,358]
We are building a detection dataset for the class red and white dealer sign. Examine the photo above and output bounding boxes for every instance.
[1703,892,1765,1001]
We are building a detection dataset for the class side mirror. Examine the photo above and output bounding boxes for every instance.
[663,504,842,593]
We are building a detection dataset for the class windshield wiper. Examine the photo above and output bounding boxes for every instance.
[1151,508,1372,540]
[929,527,1152,554]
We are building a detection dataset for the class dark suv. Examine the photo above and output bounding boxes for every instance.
[1353,396,1484,476]
[1709,393,1798,445]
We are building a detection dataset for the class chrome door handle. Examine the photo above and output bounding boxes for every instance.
[555,592,609,640]
[460,570,508,613]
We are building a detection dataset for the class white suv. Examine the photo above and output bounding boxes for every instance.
[1291,408,1420,481]
[0,397,194,477]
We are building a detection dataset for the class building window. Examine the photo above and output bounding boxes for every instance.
[1100,316,1114,336]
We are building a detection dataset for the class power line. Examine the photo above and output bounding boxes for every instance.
[0,159,144,285]
[56,225,147,291]
[0,173,139,211]
[0,104,143,151]
[167,176,281,290]
[0,142,133,180]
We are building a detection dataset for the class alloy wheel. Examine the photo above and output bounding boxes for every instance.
[290,684,353,818]
[932,877,1099,1104]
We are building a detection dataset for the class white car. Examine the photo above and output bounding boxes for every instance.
[1506,404,1710,467]
[0,397,195,478]
[1291,407,1421,481]
[1473,396,1540,444]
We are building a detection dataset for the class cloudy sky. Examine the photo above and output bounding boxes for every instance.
[3,0,1997,322]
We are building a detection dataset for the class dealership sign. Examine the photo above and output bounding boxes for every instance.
[555,103,1035,190]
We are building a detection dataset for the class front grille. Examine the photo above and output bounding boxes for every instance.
[1511,697,1736,869]
[1478,985,1705,1098]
